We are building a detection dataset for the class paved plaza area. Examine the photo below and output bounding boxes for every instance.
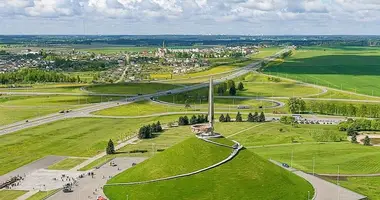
[48,157,147,200]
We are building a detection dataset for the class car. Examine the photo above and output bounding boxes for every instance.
[137,93,143,96]
[25,120,29,123]
[166,92,172,95]
[282,163,290,168]
[132,163,137,166]
[59,110,65,114]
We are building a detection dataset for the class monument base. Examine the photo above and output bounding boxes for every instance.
[191,124,222,138]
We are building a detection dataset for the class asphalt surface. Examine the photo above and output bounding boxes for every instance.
[270,160,367,200]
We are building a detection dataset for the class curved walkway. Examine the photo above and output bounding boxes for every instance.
[105,138,243,186]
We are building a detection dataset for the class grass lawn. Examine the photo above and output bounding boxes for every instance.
[0,190,27,200]
[79,126,192,171]
[227,122,346,146]
[0,83,87,93]
[0,116,180,176]
[47,158,88,170]
[0,95,118,126]
[104,137,313,200]
[264,46,380,97]
[26,190,60,200]
[235,82,322,97]
[85,83,180,95]
[253,143,380,174]
[337,177,380,200]
[93,100,277,116]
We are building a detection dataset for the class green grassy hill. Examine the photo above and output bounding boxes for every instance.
[104,137,314,200]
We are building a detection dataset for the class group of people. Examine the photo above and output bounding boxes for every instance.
[1,174,25,189]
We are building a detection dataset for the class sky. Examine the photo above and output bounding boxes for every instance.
[1,0,380,35]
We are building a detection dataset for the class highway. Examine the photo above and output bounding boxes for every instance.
[0,48,291,136]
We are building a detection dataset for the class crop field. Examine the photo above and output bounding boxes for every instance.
[227,122,346,146]
[77,46,157,54]
[85,83,180,95]
[253,142,380,174]
[104,137,313,200]
[47,158,88,170]
[0,116,180,176]
[0,95,118,126]
[264,46,380,96]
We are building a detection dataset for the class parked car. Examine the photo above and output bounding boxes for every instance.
[282,163,290,168]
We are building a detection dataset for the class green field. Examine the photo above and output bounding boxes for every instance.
[235,82,321,97]
[0,116,180,176]
[0,190,27,200]
[264,46,380,96]
[26,190,60,200]
[254,143,380,174]
[337,177,380,200]
[226,122,346,146]
[0,95,118,126]
[79,125,192,171]
[47,158,88,170]
[0,83,87,93]
[93,100,276,116]
[77,46,156,54]
[85,83,180,95]
[104,137,313,200]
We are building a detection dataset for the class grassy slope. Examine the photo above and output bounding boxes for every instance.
[104,137,313,200]
[264,46,380,96]
[85,83,180,95]
[236,82,321,97]
[0,190,27,200]
[0,116,179,176]
[47,158,87,170]
[254,143,380,174]
[338,177,380,200]
[0,83,87,93]
[26,190,59,200]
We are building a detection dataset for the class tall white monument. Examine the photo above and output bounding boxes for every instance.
[207,77,214,134]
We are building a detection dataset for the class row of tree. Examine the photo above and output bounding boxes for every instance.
[0,69,79,84]
[287,98,380,118]
[138,121,163,139]
[216,80,244,96]
[219,112,265,122]
[338,118,380,132]
[178,115,208,126]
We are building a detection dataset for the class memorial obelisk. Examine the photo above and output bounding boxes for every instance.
[208,77,214,134]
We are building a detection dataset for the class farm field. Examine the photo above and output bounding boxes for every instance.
[85,83,180,95]
[0,115,180,176]
[264,46,380,97]
[227,122,345,146]
[0,190,27,200]
[253,142,380,174]
[0,95,118,126]
[104,137,313,200]
[47,158,88,170]
[77,46,157,54]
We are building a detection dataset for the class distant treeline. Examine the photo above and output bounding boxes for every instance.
[288,98,380,118]
[0,69,78,84]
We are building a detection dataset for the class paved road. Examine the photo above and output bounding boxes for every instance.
[270,160,367,200]
[0,48,291,136]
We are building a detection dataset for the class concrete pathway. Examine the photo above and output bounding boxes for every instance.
[270,160,367,200]
[16,190,39,200]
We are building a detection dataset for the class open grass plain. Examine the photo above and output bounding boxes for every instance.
[264,46,380,96]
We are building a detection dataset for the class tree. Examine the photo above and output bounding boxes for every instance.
[217,85,225,95]
[247,113,254,122]
[227,80,235,89]
[225,114,231,122]
[190,115,198,125]
[346,127,357,136]
[287,97,306,114]
[229,86,237,96]
[253,112,259,122]
[183,116,189,125]
[237,82,244,91]
[236,112,243,122]
[351,134,357,143]
[106,139,115,155]
[364,136,371,146]
[259,112,266,122]
[219,114,225,122]
[178,116,185,126]
[156,121,163,132]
